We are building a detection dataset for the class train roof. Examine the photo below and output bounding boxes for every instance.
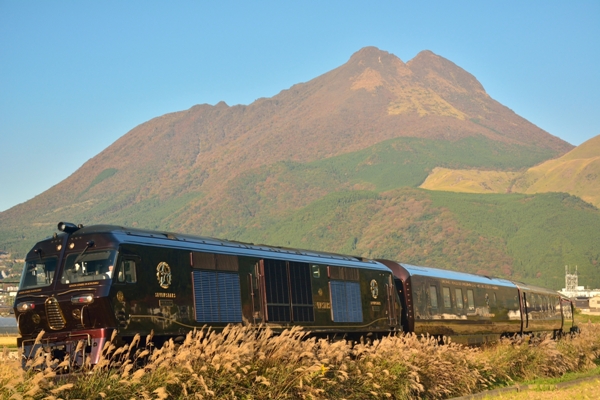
[54,224,389,272]
[398,263,517,288]
[511,281,562,296]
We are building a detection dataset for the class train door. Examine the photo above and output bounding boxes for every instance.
[386,275,399,327]
[248,263,263,324]
[112,256,139,330]
[394,278,410,332]
[258,259,314,323]
[560,297,574,331]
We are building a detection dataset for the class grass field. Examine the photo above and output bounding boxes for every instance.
[0,335,18,348]
[485,377,600,399]
[576,312,600,325]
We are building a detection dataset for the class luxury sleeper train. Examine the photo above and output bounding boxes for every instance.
[14,223,577,366]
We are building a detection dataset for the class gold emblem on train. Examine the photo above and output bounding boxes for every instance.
[370,279,379,299]
[156,262,172,289]
[31,313,41,325]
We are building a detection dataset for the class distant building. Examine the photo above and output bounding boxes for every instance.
[558,266,600,299]
[590,296,600,311]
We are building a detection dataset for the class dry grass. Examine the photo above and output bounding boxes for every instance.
[0,324,599,399]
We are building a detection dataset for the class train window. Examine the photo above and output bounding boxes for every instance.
[312,265,321,278]
[118,260,137,283]
[467,290,475,310]
[61,250,117,284]
[493,293,497,307]
[20,257,58,290]
[442,287,451,308]
[429,286,439,308]
[455,289,464,309]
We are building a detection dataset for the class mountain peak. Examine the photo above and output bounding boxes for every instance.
[350,46,396,60]
[561,134,600,160]
[347,46,406,69]
[407,50,486,95]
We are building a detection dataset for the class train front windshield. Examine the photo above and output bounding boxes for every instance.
[19,257,58,290]
[60,250,117,284]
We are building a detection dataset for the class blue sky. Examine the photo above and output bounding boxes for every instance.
[1,1,599,212]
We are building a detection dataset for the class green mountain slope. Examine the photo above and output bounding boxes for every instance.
[166,135,561,238]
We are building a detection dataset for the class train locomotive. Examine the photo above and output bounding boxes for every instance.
[14,222,576,366]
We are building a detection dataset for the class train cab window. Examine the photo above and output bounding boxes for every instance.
[61,250,117,284]
[118,260,137,283]
[466,289,475,311]
[20,257,58,290]
[442,287,451,308]
[455,289,464,309]
[429,286,439,308]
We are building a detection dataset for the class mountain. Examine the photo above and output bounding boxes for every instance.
[420,134,600,208]
[2,46,595,290]
[514,135,600,206]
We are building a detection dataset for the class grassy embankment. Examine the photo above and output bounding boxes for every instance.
[1,322,600,400]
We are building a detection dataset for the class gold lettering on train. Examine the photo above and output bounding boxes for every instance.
[69,281,99,288]
[18,288,43,295]
[155,292,176,298]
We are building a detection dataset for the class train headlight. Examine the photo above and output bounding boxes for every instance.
[71,294,94,304]
[16,302,35,312]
